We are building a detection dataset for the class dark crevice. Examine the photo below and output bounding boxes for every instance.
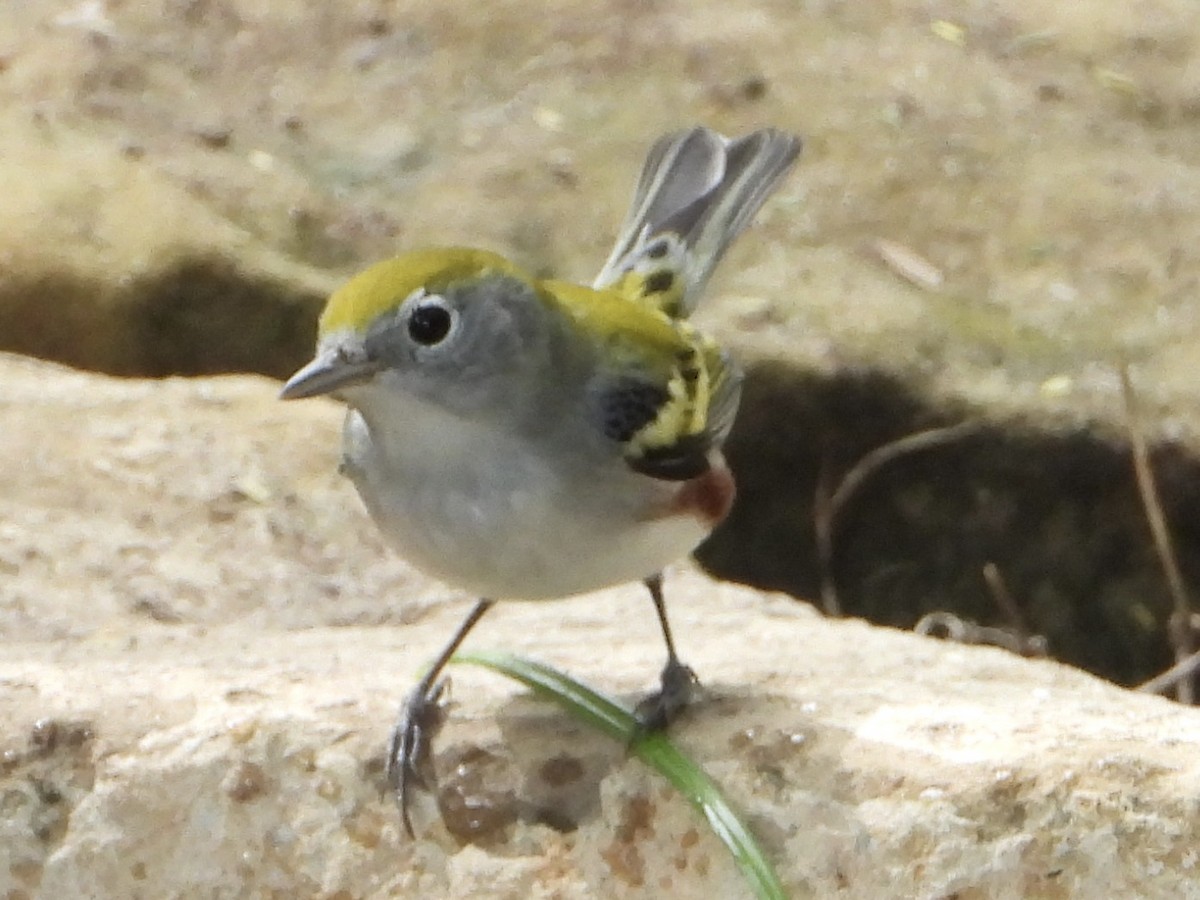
[132,258,321,378]
[699,361,1197,687]
[0,257,321,379]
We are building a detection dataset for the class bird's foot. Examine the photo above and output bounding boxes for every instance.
[386,678,450,836]
[632,657,698,739]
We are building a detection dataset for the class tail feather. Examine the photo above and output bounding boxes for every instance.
[593,126,802,317]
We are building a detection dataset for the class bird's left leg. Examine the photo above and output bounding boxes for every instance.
[632,571,699,734]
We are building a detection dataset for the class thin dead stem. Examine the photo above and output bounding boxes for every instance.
[1136,644,1200,696]
[814,421,981,619]
[915,610,1043,656]
[983,562,1025,635]
[813,452,841,617]
[982,562,1047,657]
[1120,365,1195,704]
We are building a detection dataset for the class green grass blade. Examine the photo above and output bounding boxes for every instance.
[451,651,786,900]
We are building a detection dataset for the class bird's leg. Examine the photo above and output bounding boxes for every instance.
[387,598,495,837]
[633,572,698,735]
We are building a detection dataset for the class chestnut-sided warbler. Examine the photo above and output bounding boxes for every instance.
[281,125,801,833]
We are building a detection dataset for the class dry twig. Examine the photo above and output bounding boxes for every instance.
[982,562,1048,657]
[1136,645,1200,696]
[1120,365,1195,704]
[814,421,981,618]
[915,610,1039,656]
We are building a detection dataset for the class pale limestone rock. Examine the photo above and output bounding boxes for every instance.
[2,356,1200,898]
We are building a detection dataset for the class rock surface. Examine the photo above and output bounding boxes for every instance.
[5,0,1200,893]
[3,355,1200,899]
[4,0,1200,685]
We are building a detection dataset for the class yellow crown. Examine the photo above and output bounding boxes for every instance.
[318,247,521,336]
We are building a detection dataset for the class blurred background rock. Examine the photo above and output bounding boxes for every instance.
[3,0,1200,684]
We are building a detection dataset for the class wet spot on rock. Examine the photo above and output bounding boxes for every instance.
[343,805,385,849]
[602,793,657,886]
[28,718,94,756]
[538,753,584,787]
[437,745,519,843]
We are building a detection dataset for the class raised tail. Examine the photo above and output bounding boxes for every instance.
[593,126,802,318]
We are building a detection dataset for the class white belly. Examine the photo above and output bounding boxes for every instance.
[340,404,707,600]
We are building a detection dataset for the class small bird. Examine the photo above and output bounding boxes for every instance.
[281,125,801,833]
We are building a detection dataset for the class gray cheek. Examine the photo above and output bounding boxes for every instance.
[444,307,526,377]
[362,315,411,368]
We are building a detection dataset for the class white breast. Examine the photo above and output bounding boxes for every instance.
[339,392,708,601]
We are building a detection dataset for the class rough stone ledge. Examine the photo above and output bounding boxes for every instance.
[3,583,1200,899]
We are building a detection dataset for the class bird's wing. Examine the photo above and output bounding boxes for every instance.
[543,279,742,481]
[608,334,742,481]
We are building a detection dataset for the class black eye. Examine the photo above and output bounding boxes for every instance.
[407,301,454,345]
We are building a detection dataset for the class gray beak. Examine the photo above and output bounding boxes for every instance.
[279,351,380,400]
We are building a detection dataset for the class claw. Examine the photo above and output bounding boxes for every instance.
[381,599,496,837]
[632,657,698,740]
[386,678,450,836]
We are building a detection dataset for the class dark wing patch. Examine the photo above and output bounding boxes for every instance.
[591,334,740,484]
[597,379,670,443]
[594,377,712,479]
[625,433,712,481]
